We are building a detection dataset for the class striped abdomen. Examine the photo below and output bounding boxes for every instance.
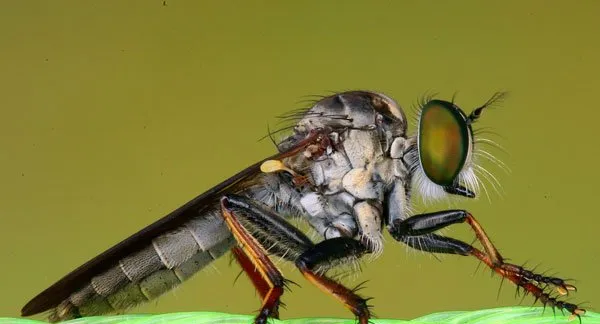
[49,211,234,322]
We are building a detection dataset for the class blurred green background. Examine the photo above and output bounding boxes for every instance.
[0,1,598,322]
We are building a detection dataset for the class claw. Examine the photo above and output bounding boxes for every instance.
[568,311,585,323]
[566,284,577,292]
[556,283,578,296]
[557,286,568,296]
[563,303,585,322]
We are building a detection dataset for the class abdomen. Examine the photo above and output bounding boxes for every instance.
[48,212,234,322]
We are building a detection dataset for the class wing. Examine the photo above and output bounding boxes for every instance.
[21,129,324,318]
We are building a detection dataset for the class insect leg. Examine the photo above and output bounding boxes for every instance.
[295,238,371,324]
[387,210,585,320]
[220,194,314,323]
[220,199,286,323]
[231,246,280,319]
[221,194,372,324]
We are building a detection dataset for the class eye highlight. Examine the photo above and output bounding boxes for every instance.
[418,100,470,186]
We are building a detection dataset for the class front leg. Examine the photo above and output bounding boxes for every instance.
[388,210,585,320]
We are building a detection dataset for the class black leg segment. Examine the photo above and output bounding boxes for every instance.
[295,238,372,324]
[222,194,314,261]
[389,210,467,237]
[399,233,472,256]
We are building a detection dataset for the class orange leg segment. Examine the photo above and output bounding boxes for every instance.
[221,198,284,324]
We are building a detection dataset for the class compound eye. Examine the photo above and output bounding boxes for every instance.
[418,100,470,186]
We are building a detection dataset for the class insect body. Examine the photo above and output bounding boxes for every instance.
[22,91,585,323]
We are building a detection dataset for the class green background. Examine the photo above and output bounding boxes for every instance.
[1,1,597,322]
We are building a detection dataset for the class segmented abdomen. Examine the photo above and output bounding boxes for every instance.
[50,212,234,322]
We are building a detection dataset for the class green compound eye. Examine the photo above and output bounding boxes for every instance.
[418,100,470,186]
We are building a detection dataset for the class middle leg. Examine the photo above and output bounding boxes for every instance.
[295,237,372,324]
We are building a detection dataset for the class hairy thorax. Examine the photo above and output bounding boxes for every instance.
[253,91,413,256]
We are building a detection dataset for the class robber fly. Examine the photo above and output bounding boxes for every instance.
[22,91,585,324]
